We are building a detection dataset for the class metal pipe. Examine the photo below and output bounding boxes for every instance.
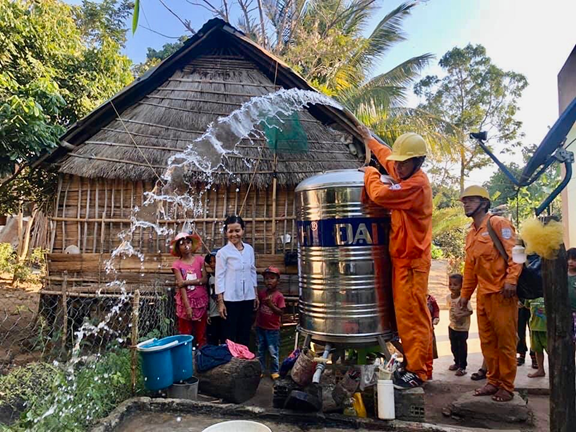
[475,138,522,187]
[312,344,332,384]
[535,161,573,216]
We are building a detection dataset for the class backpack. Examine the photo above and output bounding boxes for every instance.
[486,216,543,300]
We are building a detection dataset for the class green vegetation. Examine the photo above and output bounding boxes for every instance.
[0,0,133,214]
[0,243,46,283]
[2,349,143,431]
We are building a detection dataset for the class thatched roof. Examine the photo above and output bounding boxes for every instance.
[46,19,366,187]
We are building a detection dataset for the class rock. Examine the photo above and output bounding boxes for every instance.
[446,391,531,423]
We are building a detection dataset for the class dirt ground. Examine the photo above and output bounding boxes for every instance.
[0,275,43,372]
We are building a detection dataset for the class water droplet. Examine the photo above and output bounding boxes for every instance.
[176,417,182,422]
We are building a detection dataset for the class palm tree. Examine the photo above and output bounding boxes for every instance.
[267,1,460,159]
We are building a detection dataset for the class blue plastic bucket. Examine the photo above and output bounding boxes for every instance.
[137,338,179,391]
[163,335,194,382]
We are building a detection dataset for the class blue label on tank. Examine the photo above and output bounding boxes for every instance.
[298,217,390,247]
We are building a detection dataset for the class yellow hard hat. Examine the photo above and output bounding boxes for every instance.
[386,133,428,162]
[460,185,490,201]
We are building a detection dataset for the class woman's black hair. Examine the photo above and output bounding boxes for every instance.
[224,215,245,230]
[567,248,576,260]
[204,252,216,264]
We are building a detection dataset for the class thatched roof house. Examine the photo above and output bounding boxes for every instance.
[42,18,365,300]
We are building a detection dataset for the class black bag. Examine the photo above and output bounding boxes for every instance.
[486,217,543,300]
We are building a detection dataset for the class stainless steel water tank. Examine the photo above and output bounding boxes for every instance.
[295,169,395,346]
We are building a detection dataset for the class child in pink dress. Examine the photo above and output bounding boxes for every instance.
[171,232,208,347]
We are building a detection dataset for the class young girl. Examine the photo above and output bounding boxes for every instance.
[171,232,208,347]
[215,216,258,347]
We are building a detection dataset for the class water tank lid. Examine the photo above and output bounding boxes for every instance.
[295,169,364,192]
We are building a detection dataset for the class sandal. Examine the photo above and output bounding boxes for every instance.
[470,368,487,381]
[455,368,467,377]
[474,383,498,396]
[492,388,514,402]
[448,364,459,371]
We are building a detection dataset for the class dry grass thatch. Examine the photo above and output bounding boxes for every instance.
[56,27,362,188]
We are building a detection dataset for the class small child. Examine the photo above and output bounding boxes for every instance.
[205,252,224,345]
[446,274,473,376]
[171,232,208,347]
[256,266,285,379]
[426,294,440,379]
[525,296,547,378]
[567,248,576,344]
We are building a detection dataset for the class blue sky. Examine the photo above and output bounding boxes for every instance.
[68,0,576,184]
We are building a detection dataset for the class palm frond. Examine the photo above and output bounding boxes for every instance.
[364,54,434,90]
[362,2,415,64]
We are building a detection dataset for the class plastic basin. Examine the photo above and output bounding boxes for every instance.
[202,421,272,432]
[162,335,194,382]
[137,338,179,391]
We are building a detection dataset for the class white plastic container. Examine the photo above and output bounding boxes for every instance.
[202,420,271,432]
[377,379,395,420]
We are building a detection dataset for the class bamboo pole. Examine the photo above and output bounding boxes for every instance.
[62,178,70,251]
[93,180,99,252]
[290,198,296,252]
[252,191,256,247]
[211,186,218,250]
[202,187,208,250]
[50,176,63,252]
[131,290,141,395]
[61,272,68,350]
[77,178,82,251]
[263,187,268,254]
[271,176,277,254]
[83,179,90,253]
[222,186,228,247]
[110,180,116,252]
[102,183,108,253]
[283,190,288,254]
[120,179,125,238]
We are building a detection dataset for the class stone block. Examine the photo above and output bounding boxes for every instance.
[394,387,425,422]
[446,392,531,423]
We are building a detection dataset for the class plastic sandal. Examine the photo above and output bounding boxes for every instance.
[470,368,487,381]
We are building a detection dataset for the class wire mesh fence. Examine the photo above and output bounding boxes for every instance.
[0,275,177,372]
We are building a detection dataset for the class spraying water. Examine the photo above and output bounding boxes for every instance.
[34,88,348,427]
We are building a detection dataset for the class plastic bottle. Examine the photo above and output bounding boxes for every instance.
[377,379,395,420]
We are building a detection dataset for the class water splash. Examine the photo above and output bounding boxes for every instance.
[34,88,346,426]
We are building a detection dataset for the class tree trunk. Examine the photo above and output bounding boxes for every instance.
[18,207,38,262]
[541,245,576,432]
[195,357,261,403]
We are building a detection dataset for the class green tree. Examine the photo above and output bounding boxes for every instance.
[132,36,187,77]
[415,44,528,192]
[0,0,134,214]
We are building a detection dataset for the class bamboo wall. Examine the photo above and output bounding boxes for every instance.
[45,174,299,296]
[49,174,298,255]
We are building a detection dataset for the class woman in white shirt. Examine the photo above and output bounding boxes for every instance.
[216,215,259,346]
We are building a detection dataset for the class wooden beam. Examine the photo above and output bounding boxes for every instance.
[542,244,576,431]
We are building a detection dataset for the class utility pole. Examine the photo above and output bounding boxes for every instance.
[541,242,576,432]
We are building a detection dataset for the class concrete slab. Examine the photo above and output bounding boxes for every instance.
[445,391,531,424]
[91,397,518,432]
[432,352,549,394]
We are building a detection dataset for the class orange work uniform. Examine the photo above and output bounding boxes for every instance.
[363,137,433,381]
[461,214,522,393]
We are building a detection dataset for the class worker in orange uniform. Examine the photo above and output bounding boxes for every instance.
[358,126,433,389]
[458,186,522,402]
